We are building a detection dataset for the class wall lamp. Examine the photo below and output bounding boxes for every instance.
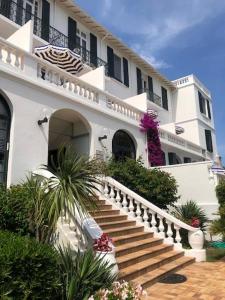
[98,135,107,141]
[37,117,48,126]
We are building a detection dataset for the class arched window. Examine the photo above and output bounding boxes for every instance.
[112,130,136,160]
[0,95,11,184]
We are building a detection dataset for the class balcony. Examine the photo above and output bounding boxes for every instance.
[0,0,107,70]
[139,88,162,107]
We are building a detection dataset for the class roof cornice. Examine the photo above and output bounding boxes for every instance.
[57,0,176,90]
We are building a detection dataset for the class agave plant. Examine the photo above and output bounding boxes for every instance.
[58,246,116,300]
[38,146,102,233]
[172,200,209,231]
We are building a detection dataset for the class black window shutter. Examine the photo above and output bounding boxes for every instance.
[136,68,142,94]
[207,99,211,119]
[107,46,114,77]
[41,0,50,42]
[205,130,213,152]
[1,0,12,19]
[148,76,153,93]
[161,87,168,110]
[123,58,129,87]
[68,17,77,50]
[90,33,97,67]
[168,152,176,165]
[198,91,204,113]
[15,0,23,25]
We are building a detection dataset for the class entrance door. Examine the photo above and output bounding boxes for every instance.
[0,96,11,184]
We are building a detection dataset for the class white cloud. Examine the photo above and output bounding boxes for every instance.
[102,0,112,17]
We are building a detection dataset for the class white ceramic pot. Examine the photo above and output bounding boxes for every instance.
[96,250,118,276]
[188,229,204,250]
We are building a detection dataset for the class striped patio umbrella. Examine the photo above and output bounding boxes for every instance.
[34,45,84,75]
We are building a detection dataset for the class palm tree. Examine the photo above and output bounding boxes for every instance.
[37,146,102,236]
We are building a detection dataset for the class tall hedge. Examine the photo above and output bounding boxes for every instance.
[106,158,179,209]
[0,231,62,299]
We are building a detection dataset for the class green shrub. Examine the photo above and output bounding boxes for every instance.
[210,180,225,241]
[58,246,116,300]
[216,180,225,206]
[172,201,209,247]
[106,158,179,209]
[0,184,34,236]
[0,231,62,299]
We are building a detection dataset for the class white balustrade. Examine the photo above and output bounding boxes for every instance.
[102,176,204,251]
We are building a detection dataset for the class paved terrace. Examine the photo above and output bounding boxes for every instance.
[146,261,225,300]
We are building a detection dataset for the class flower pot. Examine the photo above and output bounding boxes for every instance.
[96,250,118,276]
[188,229,204,250]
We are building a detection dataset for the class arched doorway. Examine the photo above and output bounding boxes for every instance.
[112,130,136,160]
[0,94,11,184]
[48,109,90,167]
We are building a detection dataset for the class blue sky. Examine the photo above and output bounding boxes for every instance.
[76,0,225,162]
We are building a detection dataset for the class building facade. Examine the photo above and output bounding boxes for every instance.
[0,0,217,187]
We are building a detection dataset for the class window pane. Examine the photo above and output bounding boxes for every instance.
[114,54,122,81]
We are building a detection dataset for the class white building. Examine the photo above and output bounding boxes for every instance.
[0,0,220,216]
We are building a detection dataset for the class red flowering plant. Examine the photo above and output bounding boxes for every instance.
[93,233,113,252]
[191,217,200,228]
[140,113,163,166]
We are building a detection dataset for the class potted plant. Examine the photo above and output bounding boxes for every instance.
[93,233,118,276]
[188,217,204,250]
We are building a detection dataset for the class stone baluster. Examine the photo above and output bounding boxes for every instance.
[149,210,157,233]
[0,45,2,61]
[135,201,143,222]
[88,90,92,100]
[6,49,11,64]
[143,206,149,227]
[115,188,121,205]
[79,85,83,96]
[74,82,78,93]
[103,182,109,198]
[128,198,135,218]
[14,51,20,68]
[109,186,115,202]
[68,81,73,91]
[121,192,128,212]
[166,221,174,244]
[174,225,182,249]
[83,87,88,98]
[158,215,165,238]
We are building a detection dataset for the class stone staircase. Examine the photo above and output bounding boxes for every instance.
[90,198,195,288]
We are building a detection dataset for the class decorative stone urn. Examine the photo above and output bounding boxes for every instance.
[188,229,204,250]
[96,250,118,276]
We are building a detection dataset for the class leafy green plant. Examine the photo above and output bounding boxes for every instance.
[0,184,34,236]
[172,200,209,231]
[58,246,116,300]
[106,157,179,209]
[38,147,102,232]
[172,200,209,247]
[0,230,62,299]
[210,180,225,241]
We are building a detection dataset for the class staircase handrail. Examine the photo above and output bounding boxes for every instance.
[102,176,204,250]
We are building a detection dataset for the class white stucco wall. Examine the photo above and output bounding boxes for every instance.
[0,71,147,186]
[159,161,219,219]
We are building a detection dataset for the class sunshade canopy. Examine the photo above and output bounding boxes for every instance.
[34,45,84,75]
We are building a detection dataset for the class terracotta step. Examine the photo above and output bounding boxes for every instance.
[104,225,144,237]
[98,220,136,230]
[113,231,154,246]
[115,237,163,257]
[117,244,174,269]
[90,209,120,217]
[119,250,184,282]
[133,256,195,289]
[94,214,128,223]
[94,204,112,210]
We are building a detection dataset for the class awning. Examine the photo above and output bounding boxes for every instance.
[34,45,84,75]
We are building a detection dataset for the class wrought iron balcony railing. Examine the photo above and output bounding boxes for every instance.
[139,88,162,107]
[0,0,107,70]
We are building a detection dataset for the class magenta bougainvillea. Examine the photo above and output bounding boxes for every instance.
[140,113,163,166]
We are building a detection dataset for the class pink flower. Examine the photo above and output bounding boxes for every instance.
[191,217,200,228]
